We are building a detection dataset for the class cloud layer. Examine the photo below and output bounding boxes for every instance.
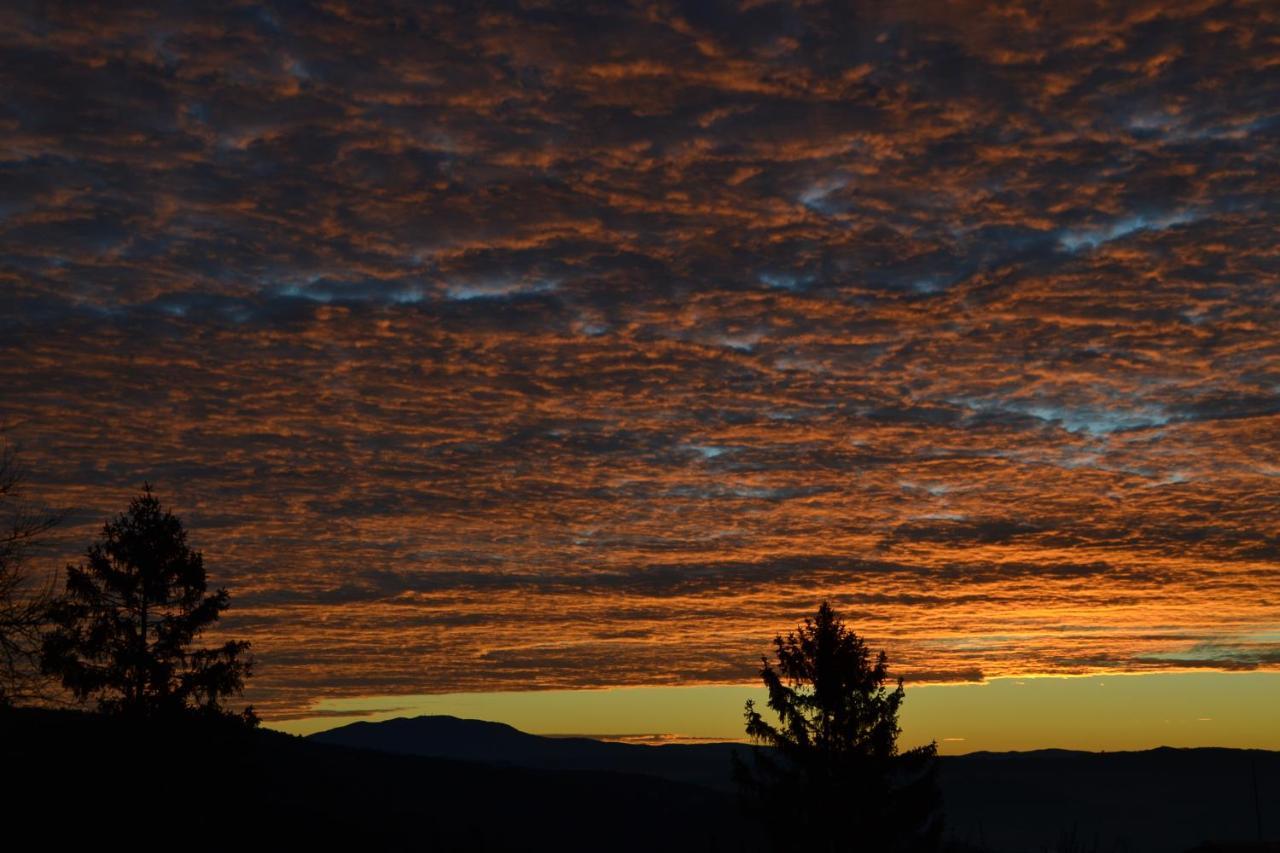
[2,1,1278,718]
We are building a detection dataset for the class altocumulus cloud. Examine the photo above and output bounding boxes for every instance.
[1,0,1278,718]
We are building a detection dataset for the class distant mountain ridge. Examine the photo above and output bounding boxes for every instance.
[310,714,752,789]
[310,714,1280,853]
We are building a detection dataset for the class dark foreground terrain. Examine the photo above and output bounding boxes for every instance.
[3,708,753,852]
[4,708,1277,852]
[313,715,1280,853]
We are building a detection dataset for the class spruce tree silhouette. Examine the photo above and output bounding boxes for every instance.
[41,486,256,723]
[735,601,941,853]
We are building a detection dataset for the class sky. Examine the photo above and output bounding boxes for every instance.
[273,673,1280,755]
[1,1,1278,746]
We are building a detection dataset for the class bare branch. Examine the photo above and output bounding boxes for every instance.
[0,437,64,706]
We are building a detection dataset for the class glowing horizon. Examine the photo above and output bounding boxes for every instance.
[270,672,1280,755]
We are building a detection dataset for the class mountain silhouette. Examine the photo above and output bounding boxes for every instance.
[7,706,1278,853]
[309,714,751,789]
[311,715,1280,853]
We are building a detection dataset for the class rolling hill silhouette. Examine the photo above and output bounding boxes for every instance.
[310,714,750,788]
[312,715,1280,853]
[4,707,753,852]
[7,707,1278,852]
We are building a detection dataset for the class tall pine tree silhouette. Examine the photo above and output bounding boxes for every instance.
[735,601,941,853]
[42,486,255,722]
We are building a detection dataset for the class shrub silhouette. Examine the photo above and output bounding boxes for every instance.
[42,486,255,723]
[736,601,942,852]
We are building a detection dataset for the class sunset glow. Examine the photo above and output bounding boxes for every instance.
[274,673,1280,755]
[2,2,1277,740]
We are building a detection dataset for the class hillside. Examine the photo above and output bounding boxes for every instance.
[5,707,1277,852]
[2,707,753,852]
[310,714,751,789]
[312,714,1280,853]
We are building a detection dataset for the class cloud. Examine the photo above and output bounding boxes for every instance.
[1,0,1277,717]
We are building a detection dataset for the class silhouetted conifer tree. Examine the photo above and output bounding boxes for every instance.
[41,486,256,723]
[735,601,941,853]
